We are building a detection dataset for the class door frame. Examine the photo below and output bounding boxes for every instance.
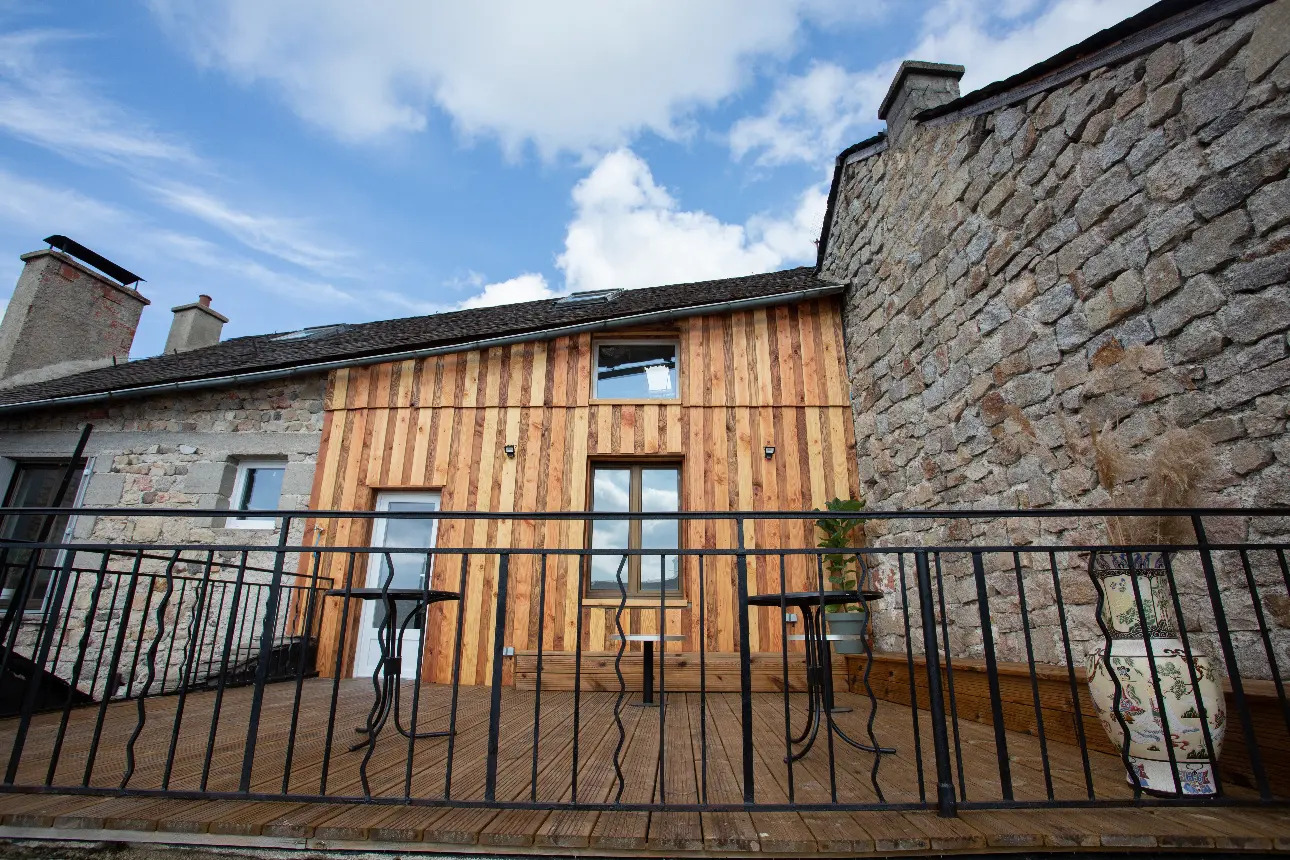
[352,490,441,678]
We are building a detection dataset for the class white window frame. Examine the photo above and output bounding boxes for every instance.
[592,338,681,401]
[227,459,286,530]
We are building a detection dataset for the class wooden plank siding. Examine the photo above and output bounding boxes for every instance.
[307,298,858,686]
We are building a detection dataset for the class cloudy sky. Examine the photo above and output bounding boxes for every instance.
[0,0,1153,357]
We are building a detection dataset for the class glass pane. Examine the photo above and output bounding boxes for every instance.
[0,463,83,611]
[589,468,630,592]
[639,468,680,592]
[239,467,285,513]
[595,343,678,400]
[370,500,439,630]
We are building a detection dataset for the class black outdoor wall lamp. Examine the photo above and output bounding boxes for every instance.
[764,445,775,459]
[503,444,516,458]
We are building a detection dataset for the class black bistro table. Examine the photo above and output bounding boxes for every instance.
[747,589,895,761]
[326,587,460,751]
[609,632,685,705]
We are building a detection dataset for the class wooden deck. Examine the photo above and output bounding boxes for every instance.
[0,679,1286,855]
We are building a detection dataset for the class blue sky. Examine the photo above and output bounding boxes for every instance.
[0,0,1153,357]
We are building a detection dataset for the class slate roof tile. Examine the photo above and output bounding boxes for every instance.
[0,267,835,408]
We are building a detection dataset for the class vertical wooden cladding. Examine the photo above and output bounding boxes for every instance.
[308,297,858,686]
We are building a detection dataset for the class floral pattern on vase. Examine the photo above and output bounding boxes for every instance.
[1085,550,1226,796]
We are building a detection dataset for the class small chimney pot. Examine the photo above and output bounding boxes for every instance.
[165,295,229,354]
[878,60,965,148]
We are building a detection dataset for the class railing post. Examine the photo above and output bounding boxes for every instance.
[4,543,79,784]
[971,550,1013,801]
[1192,514,1270,797]
[238,514,292,793]
[735,519,755,803]
[915,550,957,817]
[485,552,510,802]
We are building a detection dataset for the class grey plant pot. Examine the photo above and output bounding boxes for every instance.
[824,611,866,655]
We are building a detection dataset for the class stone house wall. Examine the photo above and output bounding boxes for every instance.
[0,375,327,696]
[821,2,1290,677]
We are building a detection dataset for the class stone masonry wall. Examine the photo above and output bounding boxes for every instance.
[821,2,1290,678]
[0,375,326,696]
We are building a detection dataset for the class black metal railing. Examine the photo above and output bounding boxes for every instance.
[0,505,1285,818]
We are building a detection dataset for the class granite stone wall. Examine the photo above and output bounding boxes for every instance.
[0,375,327,696]
[821,2,1290,676]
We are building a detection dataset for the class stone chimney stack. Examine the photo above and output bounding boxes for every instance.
[165,294,228,354]
[878,60,966,147]
[0,243,150,388]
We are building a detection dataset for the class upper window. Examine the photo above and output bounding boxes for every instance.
[272,324,349,342]
[587,463,681,596]
[0,460,88,612]
[557,289,621,305]
[593,340,679,400]
[228,460,285,529]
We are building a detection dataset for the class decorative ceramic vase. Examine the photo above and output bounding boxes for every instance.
[1084,550,1226,796]
[824,611,866,655]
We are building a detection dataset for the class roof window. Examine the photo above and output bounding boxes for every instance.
[556,289,621,305]
[272,324,349,342]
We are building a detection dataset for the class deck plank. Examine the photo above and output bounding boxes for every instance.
[0,678,1285,854]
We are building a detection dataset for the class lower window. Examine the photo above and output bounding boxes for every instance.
[0,460,87,612]
[228,459,286,529]
[587,463,681,596]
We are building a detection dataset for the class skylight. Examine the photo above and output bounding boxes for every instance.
[556,289,621,305]
[272,324,348,342]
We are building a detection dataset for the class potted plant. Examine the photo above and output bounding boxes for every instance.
[815,497,868,655]
[1083,424,1226,796]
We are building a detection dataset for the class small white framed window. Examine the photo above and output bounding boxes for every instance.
[593,339,680,401]
[227,459,286,529]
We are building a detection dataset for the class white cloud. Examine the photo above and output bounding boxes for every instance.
[0,30,197,167]
[146,0,879,158]
[147,183,357,277]
[556,149,824,294]
[730,61,894,166]
[457,273,554,309]
[919,0,1157,95]
[0,167,358,314]
[731,0,1157,166]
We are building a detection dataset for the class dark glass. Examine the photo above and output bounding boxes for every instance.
[0,462,84,611]
[588,465,680,594]
[238,466,285,514]
[639,468,680,591]
[370,500,439,630]
[595,343,678,399]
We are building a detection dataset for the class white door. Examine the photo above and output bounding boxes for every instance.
[353,492,440,679]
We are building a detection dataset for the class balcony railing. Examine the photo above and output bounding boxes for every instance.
[0,505,1285,819]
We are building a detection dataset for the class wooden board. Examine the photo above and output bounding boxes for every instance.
[514,650,847,692]
[0,678,1286,855]
[309,297,859,685]
[847,651,1290,798]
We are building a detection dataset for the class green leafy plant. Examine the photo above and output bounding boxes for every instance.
[814,497,867,612]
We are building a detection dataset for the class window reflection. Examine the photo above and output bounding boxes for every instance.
[588,464,680,595]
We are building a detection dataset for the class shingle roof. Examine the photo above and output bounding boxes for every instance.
[0,267,835,409]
